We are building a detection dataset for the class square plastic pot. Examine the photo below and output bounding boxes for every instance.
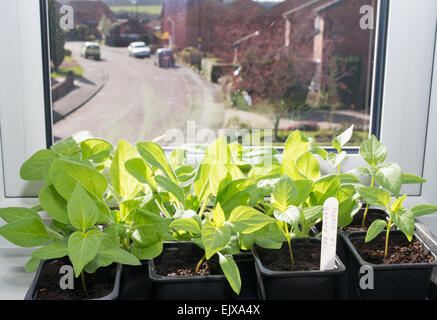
[344,230,437,300]
[118,260,154,300]
[148,242,232,300]
[252,238,346,300]
[24,259,121,300]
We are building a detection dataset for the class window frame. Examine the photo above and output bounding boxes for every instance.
[0,0,435,203]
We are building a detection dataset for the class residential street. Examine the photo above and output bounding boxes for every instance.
[53,42,226,145]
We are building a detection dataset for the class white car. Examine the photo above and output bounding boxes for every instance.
[128,42,151,58]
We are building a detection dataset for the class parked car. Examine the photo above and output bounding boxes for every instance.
[81,42,100,60]
[154,48,175,68]
[128,42,151,58]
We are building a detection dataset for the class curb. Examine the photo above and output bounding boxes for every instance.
[53,74,108,123]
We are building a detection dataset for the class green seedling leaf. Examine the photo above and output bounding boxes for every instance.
[216,178,260,216]
[309,175,340,206]
[339,173,361,184]
[68,230,104,277]
[20,149,59,181]
[356,185,392,209]
[390,194,407,213]
[119,198,143,223]
[218,253,241,295]
[202,220,231,259]
[212,203,226,227]
[293,179,313,206]
[365,219,387,243]
[410,205,437,217]
[0,207,41,224]
[332,125,354,152]
[39,185,69,224]
[359,135,387,166]
[32,242,68,260]
[0,218,52,247]
[281,130,310,180]
[170,218,201,234]
[274,206,300,226]
[137,142,178,183]
[86,247,140,273]
[25,257,41,273]
[111,140,143,200]
[131,242,163,260]
[80,138,113,163]
[296,151,321,180]
[310,146,328,160]
[372,163,403,197]
[228,206,274,234]
[326,152,347,169]
[402,173,426,185]
[392,211,415,241]
[50,159,108,200]
[271,175,298,212]
[51,137,80,156]
[125,158,157,191]
[67,183,99,231]
[337,185,362,227]
[155,175,185,205]
[131,209,171,247]
[302,206,323,221]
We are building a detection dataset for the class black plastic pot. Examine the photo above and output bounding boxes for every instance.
[149,242,232,300]
[230,251,261,300]
[344,230,437,300]
[119,260,154,300]
[24,259,121,300]
[252,238,346,300]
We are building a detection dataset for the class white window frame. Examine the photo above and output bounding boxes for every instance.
[0,0,436,211]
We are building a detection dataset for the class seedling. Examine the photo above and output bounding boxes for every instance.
[353,136,427,229]
[359,186,437,258]
[169,204,274,294]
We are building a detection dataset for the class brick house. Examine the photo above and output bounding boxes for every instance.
[161,0,226,51]
[67,0,116,37]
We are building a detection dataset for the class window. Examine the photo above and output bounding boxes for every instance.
[0,0,436,200]
[49,0,378,148]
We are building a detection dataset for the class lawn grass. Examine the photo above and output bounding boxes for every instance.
[51,56,84,79]
[110,5,162,15]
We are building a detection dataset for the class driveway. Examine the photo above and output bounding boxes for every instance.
[53,42,225,145]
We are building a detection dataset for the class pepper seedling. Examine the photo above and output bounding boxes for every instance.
[169,204,274,294]
[359,186,437,258]
[352,135,427,229]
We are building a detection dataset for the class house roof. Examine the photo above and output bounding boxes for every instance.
[313,0,346,14]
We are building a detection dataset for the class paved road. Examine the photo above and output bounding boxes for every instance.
[53,42,225,145]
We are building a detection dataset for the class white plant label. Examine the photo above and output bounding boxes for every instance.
[320,197,338,271]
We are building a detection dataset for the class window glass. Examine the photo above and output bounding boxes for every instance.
[49,0,379,147]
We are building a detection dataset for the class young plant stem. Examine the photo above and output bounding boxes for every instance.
[361,176,375,230]
[283,223,294,270]
[45,226,64,240]
[195,254,206,274]
[81,271,88,296]
[337,163,341,176]
[198,200,208,219]
[155,199,171,218]
[384,217,392,259]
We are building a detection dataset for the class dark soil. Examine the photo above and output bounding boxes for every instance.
[256,240,321,272]
[154,249,223,277]
[35,258,116,300]
[352,234,436,264]
[340,209,388,232]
